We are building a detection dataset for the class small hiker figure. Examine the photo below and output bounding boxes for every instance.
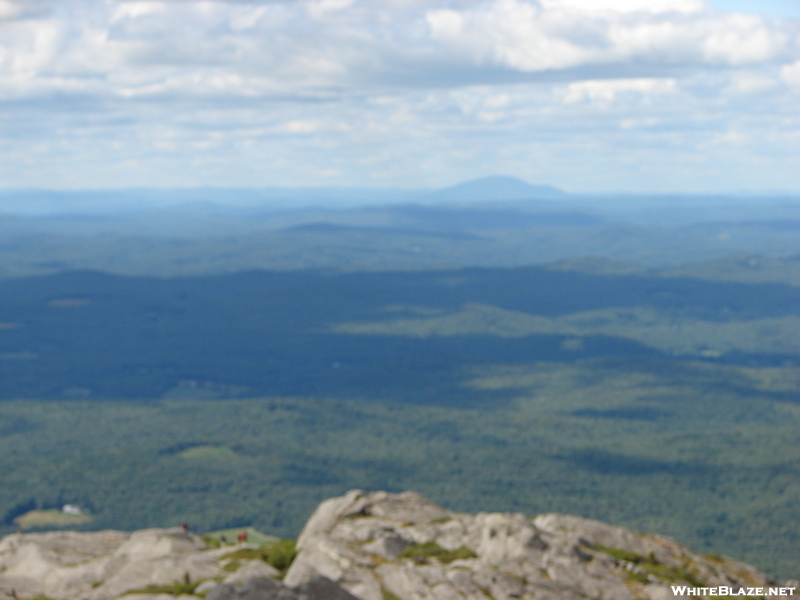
[180,522,189,531]
[220,535,227,544]
[238,531,248,543]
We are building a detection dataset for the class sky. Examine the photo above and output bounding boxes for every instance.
[0,0,799,194]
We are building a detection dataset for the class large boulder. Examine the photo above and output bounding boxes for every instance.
[0,530,129,600]
[283,490,787,600]
[0,528,228,600]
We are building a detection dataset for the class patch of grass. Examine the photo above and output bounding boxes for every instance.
[595,545,643,563]
[179,445,238,460]
[222,539,297,574]
[400,541,477,564]
[13,509,92,530]
[224,548,260,560]
[344,511,368,519]
[595,546,705,587]
[430,516,452,524]
[382,589,402,600]
[123,572,199,596]
[222,560,241,573]
[203,527,279,546]
[627,570,650,584]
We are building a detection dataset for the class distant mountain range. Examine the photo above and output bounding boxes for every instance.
[0,174,797,281]
[0,176,563,215]
[0,175,800,227]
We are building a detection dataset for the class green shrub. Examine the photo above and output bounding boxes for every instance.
[222,560,241,572]
[382,589,402,600]
[222,539,297,575]
[596,546,705,587]
[627,570,650,584]
[202,535,221,549]
[595,544,644,564]
[123,572,199,596]
[400,541,476,564]
[223,548,261,561]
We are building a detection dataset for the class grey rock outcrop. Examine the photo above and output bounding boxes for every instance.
[0,491,794,600]
[283,490,788,600]
[0,528,229,600]
[0,525,359,600]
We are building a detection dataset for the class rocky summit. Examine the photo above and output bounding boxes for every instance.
[0,490,795,600]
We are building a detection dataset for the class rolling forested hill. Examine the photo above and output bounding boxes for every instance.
[0,192,798,278]
[0,266,796,400]
[0,265,799,577]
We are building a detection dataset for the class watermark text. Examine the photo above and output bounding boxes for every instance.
[671,587,796,597]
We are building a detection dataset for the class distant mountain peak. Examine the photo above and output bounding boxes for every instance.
[430,176,565,202]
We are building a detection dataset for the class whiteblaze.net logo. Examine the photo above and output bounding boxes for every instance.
[671,586,796,597]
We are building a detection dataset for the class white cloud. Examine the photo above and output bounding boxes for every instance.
[2,18,59,73]
[699,12,788,64]
[619,117,660,129]
[563,78,678,103]
[228,5,272,31]
[540,0,706,13]
[425,9,463,38]
[427,2,596,72]
[284,120,319,133]
[110,2,166,23]
[1,0,797,95]
[727,72,776,93]
[307,0,355,19]
[781,59,800,89]
[715,130,746,143]
[0,0,21,20]
[0,0,797,191]
[426,0,798,72]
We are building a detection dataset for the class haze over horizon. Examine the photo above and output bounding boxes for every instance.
[1,0,799,196]
[3,174,798,216]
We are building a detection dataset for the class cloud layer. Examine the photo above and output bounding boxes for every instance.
[0,0,798,192]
